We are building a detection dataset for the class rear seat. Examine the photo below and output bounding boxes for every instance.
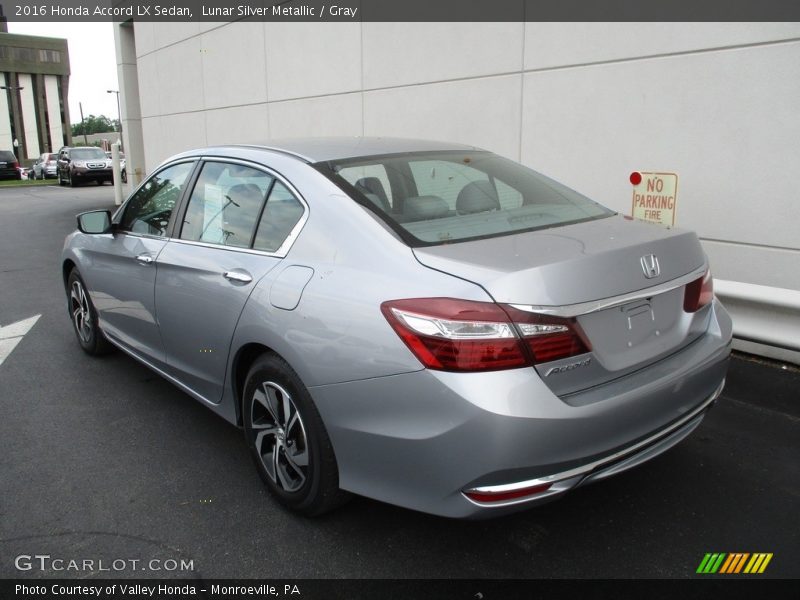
[402,195,450,222]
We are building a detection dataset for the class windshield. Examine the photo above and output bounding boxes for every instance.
[71,148,108,160]
[317,151,615,246]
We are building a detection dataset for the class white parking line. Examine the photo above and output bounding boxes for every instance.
[0,315,41,366]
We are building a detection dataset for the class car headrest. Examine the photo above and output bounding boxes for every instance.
[403,196,450,221]
[355,177,390,212]
[456,181,500,215]
[227,183,264,204]
[361,192,387,212]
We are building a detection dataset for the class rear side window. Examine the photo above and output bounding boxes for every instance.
[179,162,305,254]
[320,151,614,246]
[180,162,272,249]
[253,181,304,253]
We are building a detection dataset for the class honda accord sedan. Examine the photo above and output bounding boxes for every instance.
[62,138,731,518]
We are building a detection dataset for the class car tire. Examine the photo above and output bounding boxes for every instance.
[243,354,349,516]
[69,174,77,187]
[66,269,112,356]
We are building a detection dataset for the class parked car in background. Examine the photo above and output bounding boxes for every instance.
[33,153,59,179]
[57,146,113,186]
[106,150,127,183]
[61,138,732,518]
[0,150,21,180]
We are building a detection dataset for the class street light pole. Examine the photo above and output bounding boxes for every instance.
[107,89,122,151]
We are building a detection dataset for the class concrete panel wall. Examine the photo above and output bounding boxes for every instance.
[0,75,12,150]
[17,74,39,159]
[520,40,800,289]
[120,22,800,359]
[44,75,63,151]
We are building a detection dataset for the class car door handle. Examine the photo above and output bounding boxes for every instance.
[224,270,253,284]
[136,254,155,265]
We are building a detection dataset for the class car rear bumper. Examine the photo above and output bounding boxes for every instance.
[310,299,732,518]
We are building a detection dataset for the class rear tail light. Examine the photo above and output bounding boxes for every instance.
[381,298,590,372]
[684,268,714,312]
[11,161,19,169]
[503,305,590,363]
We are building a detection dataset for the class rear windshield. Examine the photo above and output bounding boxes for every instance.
[316,151,614,247]
[71,148,107,160]
[0,151,17,161]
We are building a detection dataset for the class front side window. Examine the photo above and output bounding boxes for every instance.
[318,151,614,246]
[119,162,194,236]
[180,162,273,249]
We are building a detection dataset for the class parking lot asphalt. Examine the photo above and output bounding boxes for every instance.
[0,184,797,580]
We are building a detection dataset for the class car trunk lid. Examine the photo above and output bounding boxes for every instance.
[412,215,710,394]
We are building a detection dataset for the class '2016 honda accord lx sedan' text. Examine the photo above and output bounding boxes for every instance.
[62,138,732,518]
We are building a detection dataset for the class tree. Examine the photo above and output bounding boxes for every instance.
[71,114,116,136]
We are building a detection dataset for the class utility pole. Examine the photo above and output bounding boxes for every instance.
[78,102,88,145]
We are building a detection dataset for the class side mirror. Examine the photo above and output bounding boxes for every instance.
[77,210,112,234]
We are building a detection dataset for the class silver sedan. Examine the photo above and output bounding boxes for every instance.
[62,138,731,518]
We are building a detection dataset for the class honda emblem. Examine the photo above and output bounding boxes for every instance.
[640,254,660,279]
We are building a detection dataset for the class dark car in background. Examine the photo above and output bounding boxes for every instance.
[0,150,21,180]
[33,153,59,179]
[57,146,113,186]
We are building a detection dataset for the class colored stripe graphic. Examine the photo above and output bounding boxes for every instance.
[698,552,772,574]
[744,553,773,574]
[697,553,726,573]
[719,553,749,573]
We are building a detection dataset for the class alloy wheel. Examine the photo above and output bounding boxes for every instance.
[70,279,92,343]
[250,381,309,493]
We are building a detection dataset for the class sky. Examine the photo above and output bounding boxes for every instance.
[8,22,120,125]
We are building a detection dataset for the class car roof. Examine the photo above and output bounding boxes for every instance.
[175,137,485,163]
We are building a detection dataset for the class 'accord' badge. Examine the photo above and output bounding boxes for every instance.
[640,254,660,279]
[545,357,592,376]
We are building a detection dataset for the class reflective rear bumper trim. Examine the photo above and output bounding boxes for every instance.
[463,377,726,507]
[510,265,707,318]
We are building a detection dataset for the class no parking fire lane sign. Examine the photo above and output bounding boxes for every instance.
[630,171,678,226]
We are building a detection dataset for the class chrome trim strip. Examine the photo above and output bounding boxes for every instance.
[510,265,707,318]
[463,377,725,506]
[166,237,286,258]
[103,333,220,408]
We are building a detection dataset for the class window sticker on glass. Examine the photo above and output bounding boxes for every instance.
[201,184,225,244]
